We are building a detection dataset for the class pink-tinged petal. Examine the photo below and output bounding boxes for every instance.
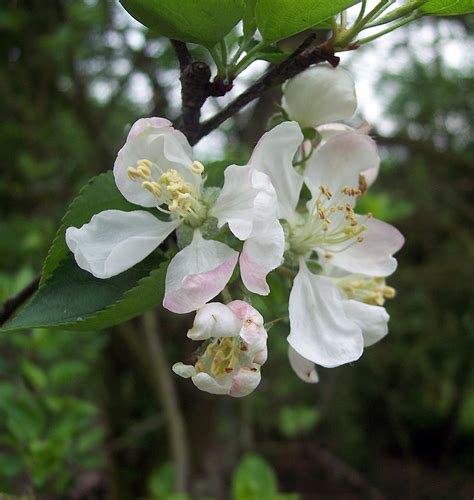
[282,65,357,128]
[210,165,258,240]
[240,217,284,295]
[163,231,238,314]
[305,132,379,203]
[325,217,405,277]
[228,300,267,353]
[66,210,178,279]
[192,372,232,395]
[229,367,261,397]
[126,117,172,141]
[343,300,390,347]
[288,263,364,368]
[187,302,241,340]
[316,124,380,187]
[249,121,303,222]
[254,346,268,365]
[288,346,319,383]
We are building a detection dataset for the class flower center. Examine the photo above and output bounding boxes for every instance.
[127,159,206,223]
[196,337,245,377]
[287,183,371,257]
[336,275,396,305]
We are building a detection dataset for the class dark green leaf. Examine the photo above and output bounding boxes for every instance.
[255,0,358,43]
[2,253,168,332]
[41,171,137,284]
[119,0,245,46]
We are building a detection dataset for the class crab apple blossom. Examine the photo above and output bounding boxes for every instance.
[249,120,404,369]
[172,301,268,397]
[66,117,285,314]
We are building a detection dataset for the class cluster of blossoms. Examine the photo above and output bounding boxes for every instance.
[66,64,403,397]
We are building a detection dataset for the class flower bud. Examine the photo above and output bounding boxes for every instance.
[173,301,268,397]
[187,302,242,340]
[281,64,357,128]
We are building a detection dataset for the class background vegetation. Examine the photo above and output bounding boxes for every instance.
[0,1,473,498]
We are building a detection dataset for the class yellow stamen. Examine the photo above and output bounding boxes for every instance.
[191,160,204,174]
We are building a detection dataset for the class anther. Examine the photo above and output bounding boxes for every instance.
[191,160,204,174]
[319,185,332,199]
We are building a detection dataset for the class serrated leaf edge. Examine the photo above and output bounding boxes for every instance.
[2,260,169,332]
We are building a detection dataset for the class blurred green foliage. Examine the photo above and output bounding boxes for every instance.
[0,0,473,498]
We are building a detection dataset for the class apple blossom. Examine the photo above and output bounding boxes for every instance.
[172,301,268,397]
[287,268,396,382]
[249,120,404,369]
[66,118,285,314]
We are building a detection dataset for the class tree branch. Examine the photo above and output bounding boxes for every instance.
[0,273,40,325]
[0,35,339,324]
[375,132,474,170]
[171,40,212,144]
[119,313,191,493]
[191,37,339,144]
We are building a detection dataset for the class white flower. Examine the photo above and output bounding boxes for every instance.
[283,64,379,187]
[66,118,285,313]
[250,121,404,369]
[172,301,268,397]
[282,64,357,128]
[288,267,395,383]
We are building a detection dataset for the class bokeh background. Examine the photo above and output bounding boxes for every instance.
[1,1,473,498]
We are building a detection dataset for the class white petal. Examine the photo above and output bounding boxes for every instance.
[254,346,268,365]
[343,300,389,347]
[287,264,363,368]
[325,217,405,277]
[249,121,303,222]
[187,302,241,340]
[227,300,267,353]
[126,117,172,141]
[163,231,238,314]
[192,372,232,395]
[316,124,380,187]
[305,132,379,202]
[114,126,196,207]
[282,64,357,128]
[172,362,197,379]
[240,217,284,295]
[229,367,261,397]
[288,346,319,383]
[210,165,258,240]
[316,123,355,143]
[66,210,178,279]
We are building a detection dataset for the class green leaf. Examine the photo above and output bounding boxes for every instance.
[420,0,474,15]
[119,0,245,46]
[243,0,258,38]
[2,253,168,332]
[21,360,48,391]
[255,0,358,43]
[204,160,230,188]
[41,171,137,284]
[232,454,278,500]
